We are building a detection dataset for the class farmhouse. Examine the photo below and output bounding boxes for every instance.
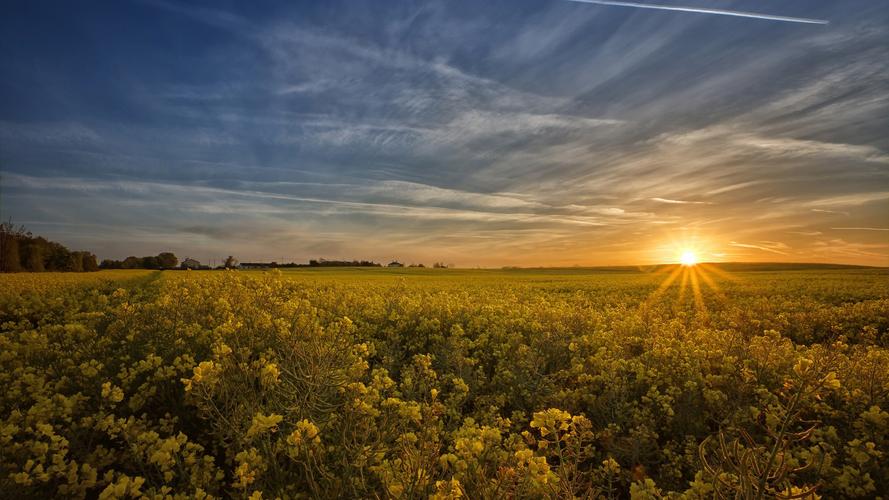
[181,258,201,270]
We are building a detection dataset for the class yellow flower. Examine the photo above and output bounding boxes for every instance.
[387,483,404,497]
[233,448,263,489]
[430,479,463,499]
[182,360,220,392]
[530,408,572,437]
[287,419,321,448]
[233,462,255,489]
[455,437,484,455]
[793,358,814,377]
[260,363,280,386]
[515,448,553,485]
[783,485,821,500]
[212,342,233,357]
[246,413,283,439]
[193,361,219,383]
[101,382,124,403]
[515,449,534,461]
[822,372,841,390]
[98,475,145,499]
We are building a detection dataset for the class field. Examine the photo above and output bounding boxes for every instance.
[1,266,887,498]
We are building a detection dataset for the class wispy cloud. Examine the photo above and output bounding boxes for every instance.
[806,192,889,208]
[564,0,829,25]
[811,209,849,216]
[650,197,711,205]
[831,227,889,232]
[4,173,655,231]
[729,241,790,255]
[811,238,889,261]
[733,136,889,164]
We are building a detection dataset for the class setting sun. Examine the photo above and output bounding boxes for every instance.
[680,250,698,266]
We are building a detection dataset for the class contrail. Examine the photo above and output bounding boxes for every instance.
[565,0,829,25]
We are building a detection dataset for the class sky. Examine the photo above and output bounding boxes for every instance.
[1,0,887,267]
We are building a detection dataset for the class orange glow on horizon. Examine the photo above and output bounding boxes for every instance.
[654,232,716,267]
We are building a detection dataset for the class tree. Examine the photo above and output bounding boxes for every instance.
[44,240,71,271]
[82,253,99,272]
[0,219,31,271]
[0,232,22,272]
[21,240,45,272]
[1,221,99,273]
[67,252,84,272]
[157,252,178,269]
[100,252,176,270]
[224,256,238,269]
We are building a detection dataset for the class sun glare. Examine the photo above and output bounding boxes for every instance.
[647,243,732,316]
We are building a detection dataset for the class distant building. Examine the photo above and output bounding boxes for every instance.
[387,261,404,268]
[181,258,201,270]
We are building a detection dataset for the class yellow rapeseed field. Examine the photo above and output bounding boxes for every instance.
[1,267,887,498]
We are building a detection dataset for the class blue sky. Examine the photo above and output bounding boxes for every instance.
[1,0,887,266]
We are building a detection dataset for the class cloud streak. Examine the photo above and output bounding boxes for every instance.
[564,0,829,25]
[650,197,711,205]
[729,241,790,255]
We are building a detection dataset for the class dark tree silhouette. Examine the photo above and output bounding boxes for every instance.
[157,252,178,269]
[0,221,100,273]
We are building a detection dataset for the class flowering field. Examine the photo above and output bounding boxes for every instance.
[1,267,887,498]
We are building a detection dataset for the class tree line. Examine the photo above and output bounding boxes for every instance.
[0,221,99,272]
[99,252,179,270]
[1,221,451,273]
[308,259,381,267]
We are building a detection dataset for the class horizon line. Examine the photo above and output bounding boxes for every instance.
[143,261,886,270]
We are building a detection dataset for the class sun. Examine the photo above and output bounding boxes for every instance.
[679,250,698,266]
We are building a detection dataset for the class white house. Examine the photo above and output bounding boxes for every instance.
[181,258,201,270]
